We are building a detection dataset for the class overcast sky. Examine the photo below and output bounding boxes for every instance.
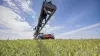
[0,0,100,40]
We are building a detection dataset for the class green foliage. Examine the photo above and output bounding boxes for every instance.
[0,39,100,56]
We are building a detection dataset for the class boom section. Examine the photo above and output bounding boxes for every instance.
[34,1,56,39]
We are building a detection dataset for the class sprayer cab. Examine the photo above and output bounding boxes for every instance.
[38,33,55,39]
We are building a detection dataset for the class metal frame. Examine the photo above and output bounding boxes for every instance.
[34,0,56,39]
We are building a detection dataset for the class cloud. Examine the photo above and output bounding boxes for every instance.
[0,5,31,30]
[58,23,100,39]
[0,5,33,40]
[20,0,32,12]
[41,24,64,34]
[4,0,32,11]
[3,0,36,19]
[4,0,16,7]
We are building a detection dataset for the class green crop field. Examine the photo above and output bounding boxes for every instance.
[0,39,100,56]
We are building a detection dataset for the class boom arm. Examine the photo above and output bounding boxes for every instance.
[34,0,56,39]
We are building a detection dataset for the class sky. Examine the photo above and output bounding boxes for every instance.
[0,0,100,40]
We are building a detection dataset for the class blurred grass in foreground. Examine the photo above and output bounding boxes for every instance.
[0,39,100,56]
